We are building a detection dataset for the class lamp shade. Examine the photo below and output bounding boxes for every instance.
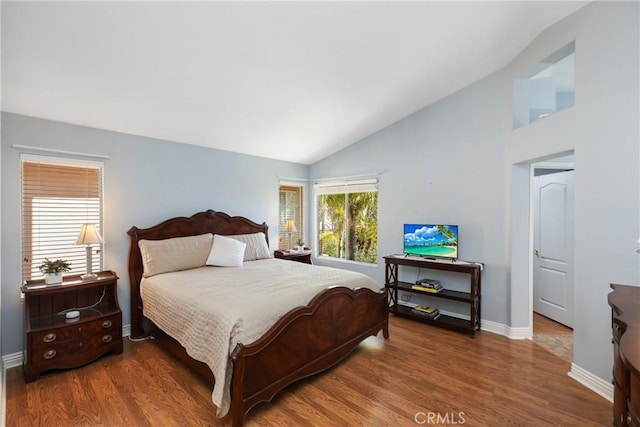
[75,224,104,245]
[284,220,297,233]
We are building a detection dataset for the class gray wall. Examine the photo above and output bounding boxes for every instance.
[507,1,639,382]
[1,112,308,355]
[310,70,509,324]
[312,0,639,387]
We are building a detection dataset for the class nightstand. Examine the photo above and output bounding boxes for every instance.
[22,270,123,382]
[274,248,312,264]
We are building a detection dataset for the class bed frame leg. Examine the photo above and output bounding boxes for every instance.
[231,409,244,427]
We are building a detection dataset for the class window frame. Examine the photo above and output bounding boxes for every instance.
[21,154,105,283]
[314,178,378,266]
[278,182,304,251]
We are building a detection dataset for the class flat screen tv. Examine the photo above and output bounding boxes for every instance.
[403,224,458,260]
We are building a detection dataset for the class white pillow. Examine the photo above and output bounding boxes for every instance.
[227,232,272,261]
[139,233,213,278]
[206,234,247,267]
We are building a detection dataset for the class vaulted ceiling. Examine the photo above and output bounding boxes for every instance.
[2,1,587,164]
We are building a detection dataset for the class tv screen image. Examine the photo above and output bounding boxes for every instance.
[403,224,458,260]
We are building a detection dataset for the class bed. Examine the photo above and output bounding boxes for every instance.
[127,209,389,426]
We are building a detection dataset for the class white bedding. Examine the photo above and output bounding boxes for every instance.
[140,258,381,417]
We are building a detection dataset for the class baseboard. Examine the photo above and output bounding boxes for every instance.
[568,363,613,402]
[421,314,529,339]
[396,302,529,339]
[478,318,530,339]
[505,325,531,339]
[2,353,21,371]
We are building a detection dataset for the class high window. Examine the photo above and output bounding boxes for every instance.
[278,184,304,250]
[21,156,104,282]
[316,179,378,264]
[513,41,575,129]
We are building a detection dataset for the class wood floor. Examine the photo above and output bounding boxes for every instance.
[533,312,573,335]
[6,316,610,426]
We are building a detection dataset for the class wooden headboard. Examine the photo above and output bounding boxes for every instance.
[127,209,269,338]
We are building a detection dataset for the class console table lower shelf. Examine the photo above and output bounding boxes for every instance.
[391,304,474,334]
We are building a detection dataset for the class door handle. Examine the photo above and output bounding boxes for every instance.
[533,249,539,256]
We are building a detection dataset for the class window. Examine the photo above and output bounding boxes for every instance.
[278,184,304,250]
[513,41,575,129]
[21,156,103,282]
[316,179,378,264]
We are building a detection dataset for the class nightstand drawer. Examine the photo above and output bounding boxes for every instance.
[31,314,120,350]
[82,314,121,335]
[32,340,77,363]
[31,331,121,364]
[32,328,76,349]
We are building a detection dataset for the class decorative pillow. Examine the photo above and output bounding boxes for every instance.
[227,232,272,261]
[206,234,247,267]
[139,233,213,278]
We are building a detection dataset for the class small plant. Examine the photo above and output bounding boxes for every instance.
[296,237,305,247]
[39,258,72,275]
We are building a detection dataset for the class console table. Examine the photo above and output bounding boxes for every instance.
[384,255,482,336]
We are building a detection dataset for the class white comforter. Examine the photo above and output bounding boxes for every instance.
[140,258,381,417]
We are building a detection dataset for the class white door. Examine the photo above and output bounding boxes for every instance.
[533,170,574,328]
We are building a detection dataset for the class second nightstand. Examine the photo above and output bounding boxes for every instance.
[274,248,312,264]
[22,270,123,382]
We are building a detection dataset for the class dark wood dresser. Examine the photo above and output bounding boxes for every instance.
[22,271,123,382]
[608,284,640,426]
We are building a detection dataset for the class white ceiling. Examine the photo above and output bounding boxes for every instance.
[2,1,587,164]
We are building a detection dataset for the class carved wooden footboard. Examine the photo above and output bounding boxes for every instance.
[230,286,388,426]
[127,210,389,426]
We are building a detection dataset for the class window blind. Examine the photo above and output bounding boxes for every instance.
[21,158,103,282]
[315,179,378,195]
[278,185,303,250]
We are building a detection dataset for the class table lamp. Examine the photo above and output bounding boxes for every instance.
[284,220,297,251]
[75,224,104,280]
